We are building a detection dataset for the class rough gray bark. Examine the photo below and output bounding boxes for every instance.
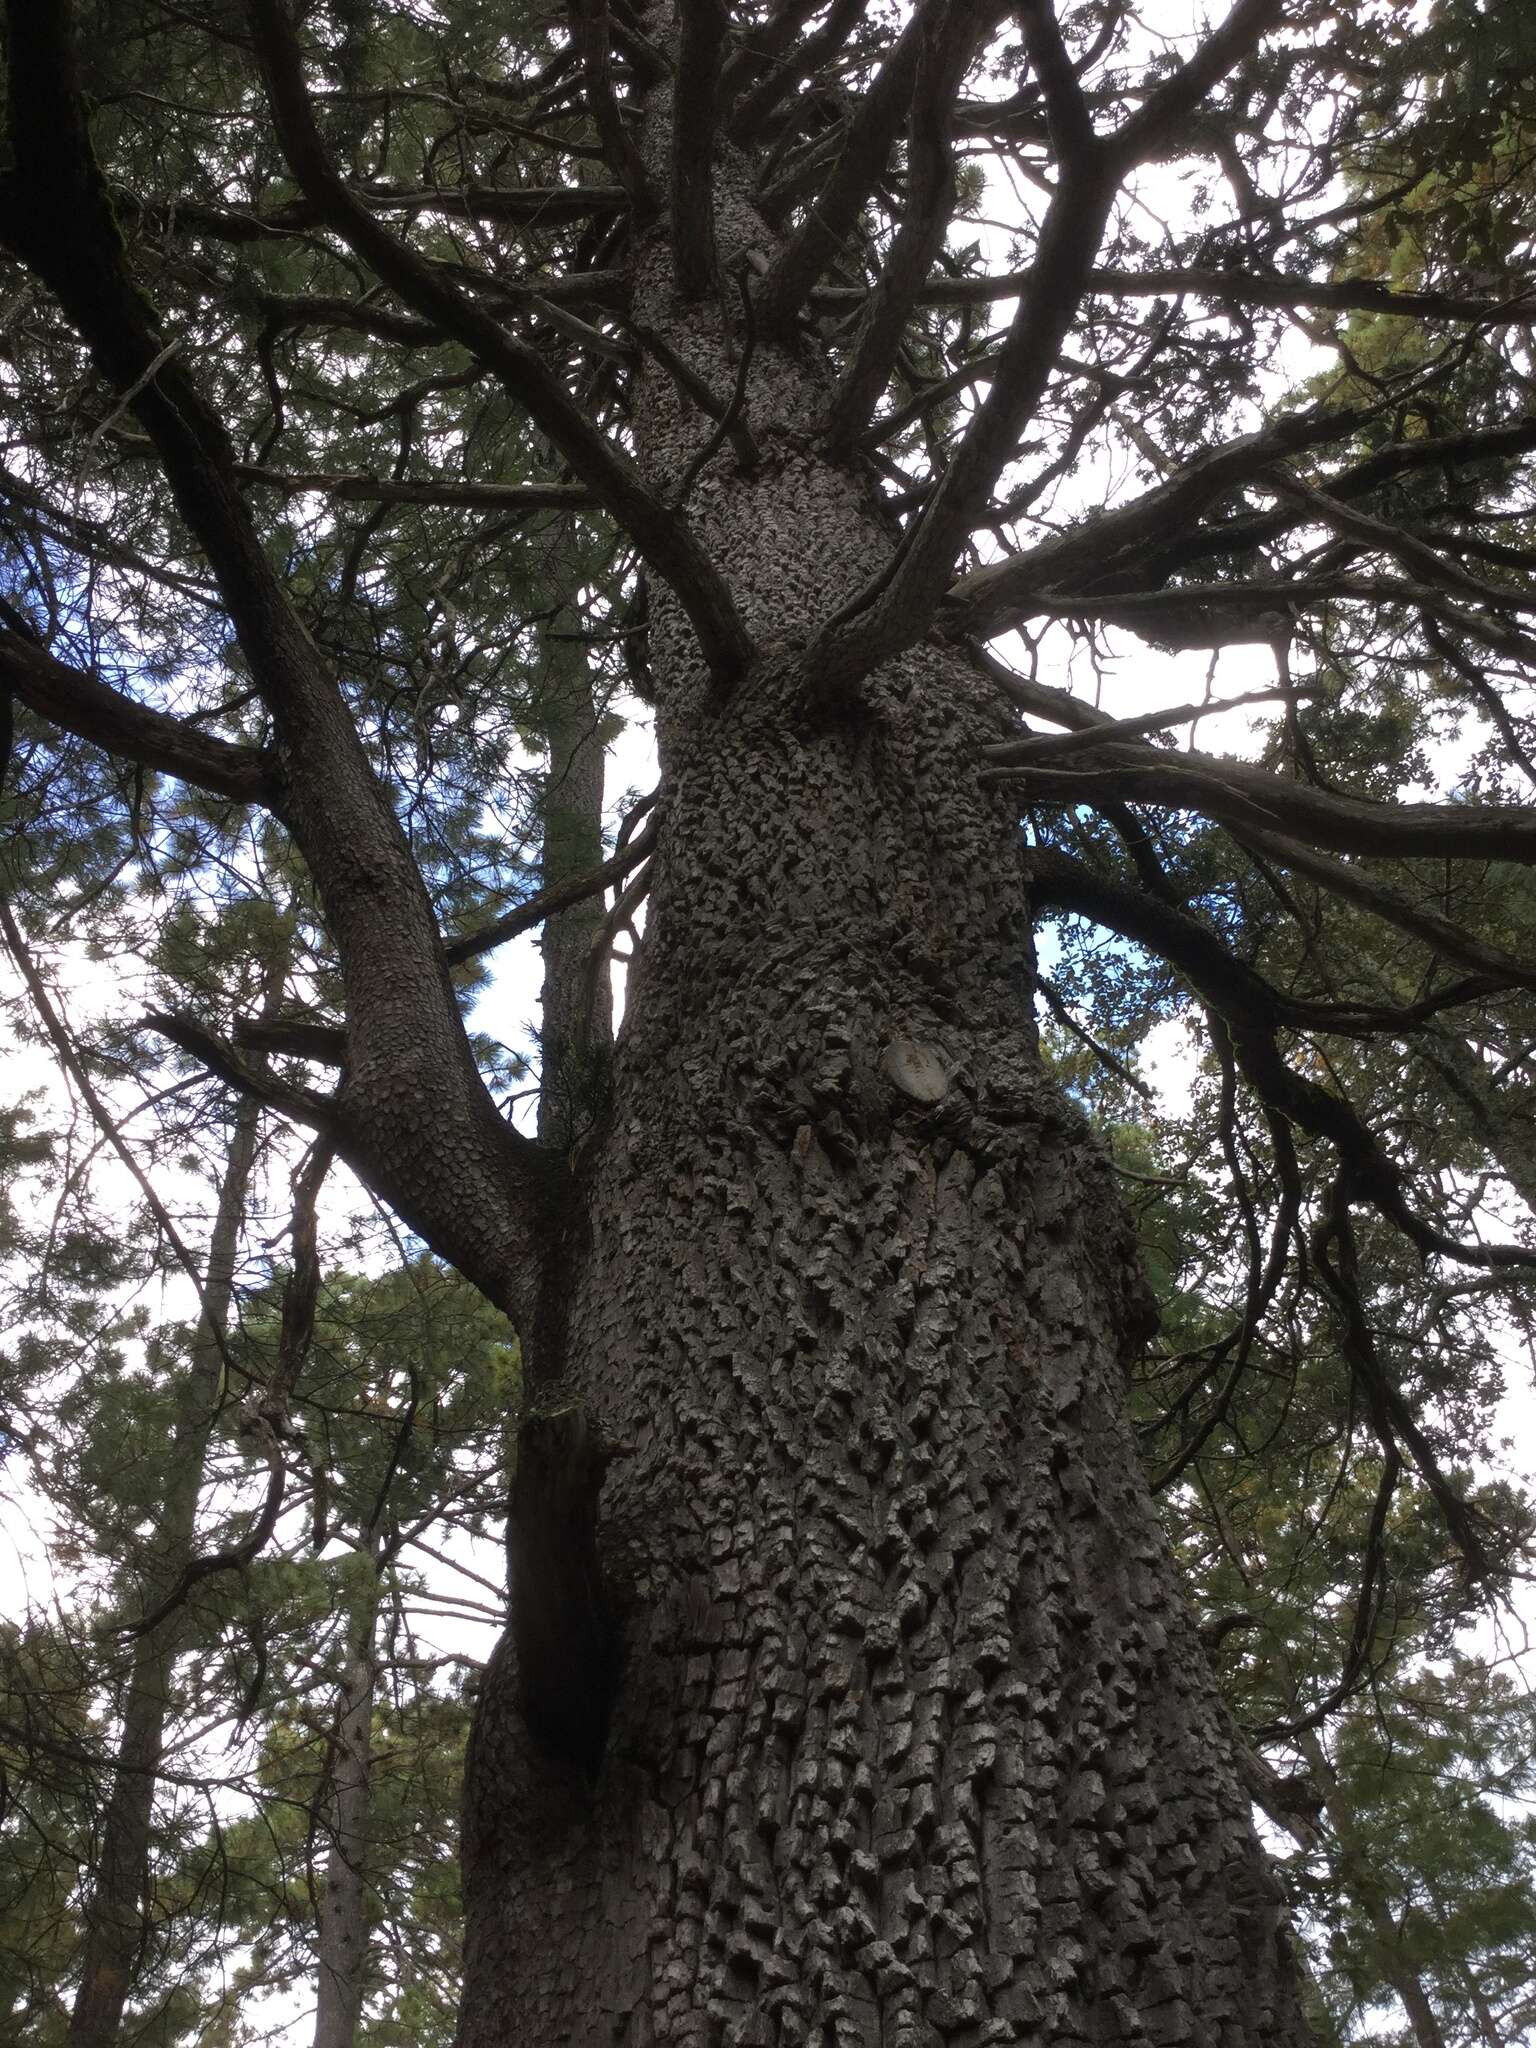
[69,1085,265,2048]
[455,84,1309,2048]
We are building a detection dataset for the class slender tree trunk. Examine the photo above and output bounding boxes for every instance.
[457,111,1308,2043]
[312,1554,382,2048]
[1295,1730,1449,2048]
[69,1087,265,2048]
[304,629,610,2047]
[536,640,614,1146]
[1459,1964,1504,2048]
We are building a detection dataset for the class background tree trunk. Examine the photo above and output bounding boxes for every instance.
[1296,1729,1448,2048]
[536,640,613,1147]
[312,1554,382,2048]
[70,1083,267,2048]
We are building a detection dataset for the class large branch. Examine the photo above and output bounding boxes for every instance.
[1030,847,1536,1019]
[111,181,628,244]
[1113,0,1282,157]
[730,0,863,142]
[978,646,1536,981]
[247,0,754,683]
[994,570,1536,657]
[254,272,631,348]
[812,0,1285,689]
[822,0,987,454]
[1030,850,1536,1273]
[1232,826,1536,990]
[988,739,1536,865]
[4,1,561,1325]
[568,0,657,216]
[945,404,1363,639]
[1138,417,1536,588]
[237,467,594,513]
[811,268,1535,323]
[752,0,938,340]
[0,628,277,808]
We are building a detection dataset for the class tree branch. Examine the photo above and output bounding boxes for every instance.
[988,740,1536,866]
[444,810,659,966]
[1029,849,1536,1274]
[822,0,986,454]
[246,0,753,682]
[808,0,1288,690]
[237,466,594,514]
[568,0,658,216]
[752,0,937,340]
[946,404,1364,639]
[0,628,278,808]
[671,0,728,298]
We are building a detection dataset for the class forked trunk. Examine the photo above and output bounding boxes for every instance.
[458,162,1308,2038]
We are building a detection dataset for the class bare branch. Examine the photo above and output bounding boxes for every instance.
[246,0,753,682]
[822,0,987,453]
[947,406,1364,640]
[0,627,278,808]
[568,0,659,216]
[809,0,1288,690]
[1112,0,1282,162]
[753,0,937,340]
[730,0,863,142]
[990,740,1536,865]
[444,810,660,966]
[237,467,594,514]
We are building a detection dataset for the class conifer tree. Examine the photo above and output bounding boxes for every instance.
[2,1,1536,2041]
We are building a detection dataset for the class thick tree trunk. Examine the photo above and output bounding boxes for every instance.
[455,39,1309,2043]
[70,1088,264,2048]
[458,196,1307,2048]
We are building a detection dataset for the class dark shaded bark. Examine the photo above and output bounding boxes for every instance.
[456,90,1309,2045]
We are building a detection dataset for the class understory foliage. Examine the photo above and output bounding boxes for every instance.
[0,0,1535,2042]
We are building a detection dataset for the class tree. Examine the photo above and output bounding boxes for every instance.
[2,0,1536,2040]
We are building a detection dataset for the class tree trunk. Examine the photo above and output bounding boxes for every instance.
[1295,1729,1449,2048]
[70,1086,265,2048]
[536,641,613,1147]
[312,1554,382,2048]
[457,133,1308,2041]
